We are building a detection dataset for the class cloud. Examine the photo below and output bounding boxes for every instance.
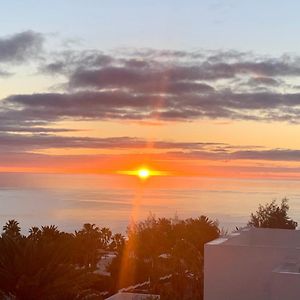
[247,77,280,87]
[40,50,113,75]
[42,48,300,84]
[0,133,224,152]
[231,149,300,161]
[25,48,300,123]
[168,148,300,162]
[0,131,300,164]
[0,70,12,77]
[2,46,300,130]
[0,31,43,63]
[0,126,78,133]
[3,90,300,123]
[69,66,216,94]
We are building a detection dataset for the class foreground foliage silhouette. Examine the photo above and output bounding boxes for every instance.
[0,235,103,299]
[109,215,220,300]
[0,214,220,299]
[248,198,297,229]
[0,220,117,299]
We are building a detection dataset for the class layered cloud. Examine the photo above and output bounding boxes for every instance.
[0,134,224,152]
[0,132,300,164]
[3,90,300,124]
[2,46,300,127]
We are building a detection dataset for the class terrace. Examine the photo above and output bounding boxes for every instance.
[204,227,300,300]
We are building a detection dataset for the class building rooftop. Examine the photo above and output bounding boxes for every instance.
[207,227,300,248]
[205,227,300,300]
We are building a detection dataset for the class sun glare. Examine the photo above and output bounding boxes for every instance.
[117,167,168,179]
[137,168,150,179]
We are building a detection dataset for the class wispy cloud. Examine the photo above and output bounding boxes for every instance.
[0,134,223,152]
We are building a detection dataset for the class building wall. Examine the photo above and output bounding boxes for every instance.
[204,241,300,300]
[271,272,300,300]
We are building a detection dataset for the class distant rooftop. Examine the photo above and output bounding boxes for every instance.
[207,227,300,248]
[205,227,300,300]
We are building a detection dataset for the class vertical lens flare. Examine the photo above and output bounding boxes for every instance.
[116,167,169,288]
[117,189,142,288]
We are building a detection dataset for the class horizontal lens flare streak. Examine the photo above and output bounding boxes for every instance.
[117,168,168,179]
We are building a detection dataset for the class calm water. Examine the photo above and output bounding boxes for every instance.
[0,173,299,234]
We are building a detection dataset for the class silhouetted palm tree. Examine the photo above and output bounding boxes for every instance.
[110,233,125,252]
[28,226,41,241]
[81,223,99,234]
[2,219,21,238]
[100,227,112,249]
[75,223,102,269]
[41,225,61,241]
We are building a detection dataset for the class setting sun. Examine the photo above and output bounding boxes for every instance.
[137,168,150,179]
[117,167,169,179]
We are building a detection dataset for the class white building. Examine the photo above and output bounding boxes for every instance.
[204,227,300,300]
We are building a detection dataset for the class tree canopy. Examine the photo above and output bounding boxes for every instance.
[248,198,298,229]
[110,214,220,299]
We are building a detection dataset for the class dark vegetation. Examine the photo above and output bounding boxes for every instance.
[248,198,297,229]
[0,198,296,299]
[0,216,219,300]
[111,215,220,299]
[0,221,115,299]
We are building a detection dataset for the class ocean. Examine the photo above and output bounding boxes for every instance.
[0,173,299,234]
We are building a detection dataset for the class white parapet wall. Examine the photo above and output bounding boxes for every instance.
[271,263,300,300]
[204,228,300,300]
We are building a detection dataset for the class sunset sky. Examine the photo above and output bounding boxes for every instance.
[2,0,300,179]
